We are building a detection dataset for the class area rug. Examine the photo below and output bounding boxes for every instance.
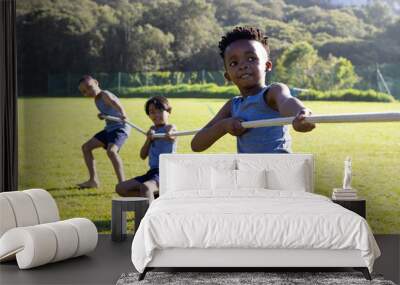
[116,271,396,285]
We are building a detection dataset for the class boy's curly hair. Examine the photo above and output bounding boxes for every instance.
[218,26,270,59]
[78,75,95,85]
[145,96,172,115]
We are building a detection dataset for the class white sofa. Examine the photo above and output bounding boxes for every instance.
[131,154,380,280]
[0,189,98,269]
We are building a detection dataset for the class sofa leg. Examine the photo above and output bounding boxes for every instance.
[138,268,148,281]
[354,267,371,280]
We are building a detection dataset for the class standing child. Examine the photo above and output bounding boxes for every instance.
[191,26,315,153]
[78,75,131,188]
[116,96,177,203]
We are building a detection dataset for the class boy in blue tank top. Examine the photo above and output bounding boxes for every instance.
[78,75,131,188]
[191,27,315,153]
[116,96,177,203]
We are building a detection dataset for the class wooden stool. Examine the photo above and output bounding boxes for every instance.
[111,197,149,242]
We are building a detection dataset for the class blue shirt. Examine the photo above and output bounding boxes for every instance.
[95,91,131,134]
[149,125,177,169]
[231,86,292,153]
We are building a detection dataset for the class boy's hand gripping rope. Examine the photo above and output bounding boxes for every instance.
[100,114,147,135]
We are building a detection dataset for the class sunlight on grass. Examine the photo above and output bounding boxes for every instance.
[18,98,400,233]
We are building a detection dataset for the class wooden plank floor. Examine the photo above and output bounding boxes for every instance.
[1,234,398,285]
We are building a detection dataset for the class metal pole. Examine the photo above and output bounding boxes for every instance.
[118,72,121,93]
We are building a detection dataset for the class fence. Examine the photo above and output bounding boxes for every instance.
[48,71,227,96]
[355,63,400,100]
[46,65,399,99]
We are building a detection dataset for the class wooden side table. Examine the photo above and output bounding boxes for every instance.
[111,197,149,242]
[332,198,366,218]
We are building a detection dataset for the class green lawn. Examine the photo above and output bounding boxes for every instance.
[18,98,400,234]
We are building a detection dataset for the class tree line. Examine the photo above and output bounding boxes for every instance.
[17,0,400,95]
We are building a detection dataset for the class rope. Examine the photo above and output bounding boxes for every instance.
[241,112,400,128]
[102,112,400,139]
[102,115,146,135]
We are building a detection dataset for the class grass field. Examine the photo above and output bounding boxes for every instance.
[18,98,400,234]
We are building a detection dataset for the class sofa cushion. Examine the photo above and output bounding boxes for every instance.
[0,192,39,227]
[0,196,17,237]
[24,189,59,223]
